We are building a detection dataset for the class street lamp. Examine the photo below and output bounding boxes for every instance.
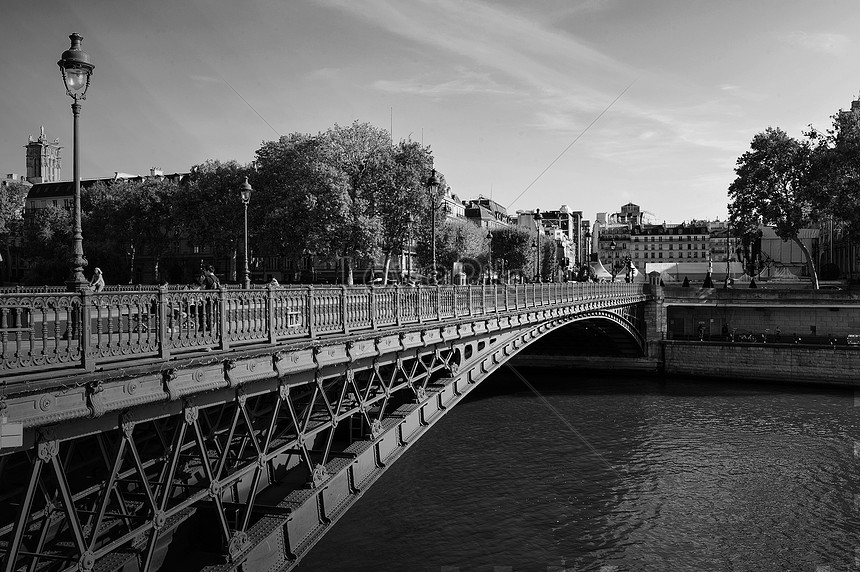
[427,169,439,285]
[240,177,253,289]
[58,33,94,291]
[534,208,542,283]
[406,212,414,283]
[609,239,617,281]
[486,230,493,284]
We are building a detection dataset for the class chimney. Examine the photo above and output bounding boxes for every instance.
[150,167,164,177]
[852,100,860,112]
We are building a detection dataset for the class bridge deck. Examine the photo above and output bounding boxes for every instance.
[0,283,645,390]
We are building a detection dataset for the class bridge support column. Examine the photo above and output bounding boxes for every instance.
[644,271,666,364]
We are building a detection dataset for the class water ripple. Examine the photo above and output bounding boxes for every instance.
[297,374,860,572]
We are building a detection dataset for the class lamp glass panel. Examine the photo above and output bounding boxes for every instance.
[241,190,252,202]
[65,69,87,91]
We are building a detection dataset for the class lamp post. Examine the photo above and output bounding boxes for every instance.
[427,169,439,284]
[406,213,414,283]
[534,208,542,283]
[580,229,591,264]
[58,33,94,291]
[486,230,493,284]
[609,239,617,281]
[240,177,253,289]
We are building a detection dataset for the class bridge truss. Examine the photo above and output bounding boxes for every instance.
[0,284,649,571]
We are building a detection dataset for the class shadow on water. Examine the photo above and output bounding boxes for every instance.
[465,366,854,403]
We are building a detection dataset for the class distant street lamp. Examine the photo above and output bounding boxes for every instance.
[240,177,253,289]
[406,212,414,282]
[427,170,440,285]
[609,239,617,281]
[486,230,493,284]
[583,228,592,275]
[535,209,542,283]
[58,33,94,291]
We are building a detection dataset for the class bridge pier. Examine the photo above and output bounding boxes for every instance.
[643,272,667,364]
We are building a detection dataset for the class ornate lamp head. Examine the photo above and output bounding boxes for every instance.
[58,33,94,101]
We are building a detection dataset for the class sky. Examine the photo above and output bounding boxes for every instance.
[2,0,859,224]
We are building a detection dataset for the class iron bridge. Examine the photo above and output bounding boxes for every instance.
[0,282,651,571]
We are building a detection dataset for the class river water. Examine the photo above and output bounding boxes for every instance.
[295,369,860,572]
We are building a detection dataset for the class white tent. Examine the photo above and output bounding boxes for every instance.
[589,260,614,281]
[766,265,800,280]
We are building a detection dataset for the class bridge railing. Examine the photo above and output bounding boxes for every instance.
[0,282,646,381]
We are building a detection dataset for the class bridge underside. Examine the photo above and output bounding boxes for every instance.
[522,316,647,358]
[0,304,647,572]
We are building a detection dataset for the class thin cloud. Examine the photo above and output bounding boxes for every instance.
[784,31,850,55]
[373,68,521,97]
[307,67,342,82]
[316,0,631,117]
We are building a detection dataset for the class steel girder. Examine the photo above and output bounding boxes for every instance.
[0,337,463,572]
[0,300,649,572]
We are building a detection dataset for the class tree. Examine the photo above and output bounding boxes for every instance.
[175,160,253,282]
[806,101,860,255]
[317,122,392,285]
[539,237,561,282]
[488,226,532,282]
[254,133,352,282]
[0,182,28,281]
[728,127,819,288]
[22,206,72,285]
[255,123,419,285]
[376,140,433,285]
[80,181,126,283]
[80,178,182,284]
[433,219,487,283]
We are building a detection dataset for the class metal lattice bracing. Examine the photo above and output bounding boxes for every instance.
[0,283,651,571]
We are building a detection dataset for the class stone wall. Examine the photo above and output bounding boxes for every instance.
[652,284,860,341]
[662,341,860,386]
[666,305,860,340]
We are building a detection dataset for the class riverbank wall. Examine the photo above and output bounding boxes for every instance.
[660,340,860,386]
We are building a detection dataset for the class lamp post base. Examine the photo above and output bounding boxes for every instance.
[66,276,88,293]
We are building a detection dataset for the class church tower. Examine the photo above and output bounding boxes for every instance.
[25,126,62,183]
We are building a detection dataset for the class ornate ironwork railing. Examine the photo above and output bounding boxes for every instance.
[0,282,647,381]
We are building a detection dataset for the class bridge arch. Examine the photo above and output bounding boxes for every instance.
[0,283,651,572]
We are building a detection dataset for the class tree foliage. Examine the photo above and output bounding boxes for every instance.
[727,127,819,287]
[0,182,28,281]
[806,102,860,241]
[173,160,253,282]
[22,206,72,284]
[82,178,182,283]
[488,226,533,280]
[254,122,435,284]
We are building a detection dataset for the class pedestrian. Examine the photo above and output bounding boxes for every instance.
[89,268,105,292]
[682,276,690,287]
[203,265,220,289]
[201,265,219,332]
